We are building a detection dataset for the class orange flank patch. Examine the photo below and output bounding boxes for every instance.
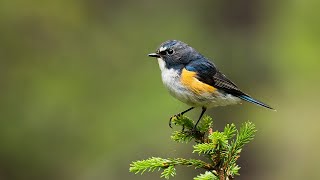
[180,68,216,94]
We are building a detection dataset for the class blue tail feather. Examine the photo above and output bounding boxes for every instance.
[238,95,275,111]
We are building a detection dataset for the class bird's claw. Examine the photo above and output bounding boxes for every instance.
[169,113,181,128]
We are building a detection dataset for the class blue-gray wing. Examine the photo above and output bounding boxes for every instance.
[185,60,245,96]
[185,59,275,110]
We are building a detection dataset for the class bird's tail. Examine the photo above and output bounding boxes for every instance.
[238,94,276,111]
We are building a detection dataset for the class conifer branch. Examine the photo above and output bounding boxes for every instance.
[129,115,257,180]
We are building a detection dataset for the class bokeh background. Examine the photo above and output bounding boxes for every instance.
[0,0,319,179]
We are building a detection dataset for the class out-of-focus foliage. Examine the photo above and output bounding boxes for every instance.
[0,0,319,180]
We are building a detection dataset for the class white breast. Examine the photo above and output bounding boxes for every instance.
[158,58,195,105]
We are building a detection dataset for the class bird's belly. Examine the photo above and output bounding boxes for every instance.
[161,69,241,108]
[167,85,241,108]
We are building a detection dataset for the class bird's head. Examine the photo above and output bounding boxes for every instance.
[148,40,202,70]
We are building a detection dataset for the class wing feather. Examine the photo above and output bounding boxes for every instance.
[185,60,245,96]
[185,59,275,110]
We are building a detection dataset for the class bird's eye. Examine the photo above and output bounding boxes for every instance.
[167,49,174,54]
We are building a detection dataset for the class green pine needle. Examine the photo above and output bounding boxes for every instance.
[223,123,237,139]
[129,157,168,174]
[209,131,228,148]
[194,171,218,180]
[129,116,257,180]
[234,121,257,150]
[170,115,194,130]
[161,166,176,179]
[193,143,216,154]
[171,131,194,143]
[229,164,241,176]
[197,115,212,133]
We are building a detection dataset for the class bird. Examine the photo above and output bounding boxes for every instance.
[148,40,275,130]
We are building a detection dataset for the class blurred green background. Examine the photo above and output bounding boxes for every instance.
[0,0,319,179]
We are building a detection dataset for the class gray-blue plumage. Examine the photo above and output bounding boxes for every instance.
[148,40,275,128]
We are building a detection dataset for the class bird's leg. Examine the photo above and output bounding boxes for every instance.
[193,107,207,130]
[169,107,195,128]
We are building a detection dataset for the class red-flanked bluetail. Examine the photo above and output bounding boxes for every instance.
[148,40,275,129]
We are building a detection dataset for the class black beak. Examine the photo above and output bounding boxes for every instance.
[148,53,160,58]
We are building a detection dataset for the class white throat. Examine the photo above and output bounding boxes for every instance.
[157,57,180,87]
[157,58,167,72]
